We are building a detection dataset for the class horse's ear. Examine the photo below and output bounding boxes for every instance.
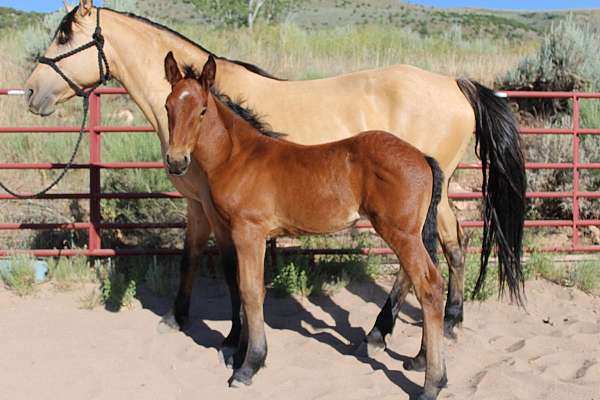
[64,0,74,12]
[79,0,93,16]
[164,51,182,87]
[200,55,216,91]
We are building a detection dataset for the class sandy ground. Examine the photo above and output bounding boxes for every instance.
[0,278,599,400]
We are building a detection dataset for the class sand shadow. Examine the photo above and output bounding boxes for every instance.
[129,274,426,397]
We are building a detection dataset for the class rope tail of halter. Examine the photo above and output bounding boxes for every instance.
[0,7,110,199]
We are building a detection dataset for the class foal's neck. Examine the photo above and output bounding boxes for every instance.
[194,94,263,174]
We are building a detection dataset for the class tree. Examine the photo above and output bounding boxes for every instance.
[190,0,295,28]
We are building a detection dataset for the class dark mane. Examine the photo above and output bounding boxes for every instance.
[53,6,284,81]
[54,6,78,45]
[182,65,285,139]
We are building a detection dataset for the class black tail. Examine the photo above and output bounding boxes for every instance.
[423,156,443,266]
[456,78,527,306]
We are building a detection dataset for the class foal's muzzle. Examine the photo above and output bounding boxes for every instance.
[166,153,191,176]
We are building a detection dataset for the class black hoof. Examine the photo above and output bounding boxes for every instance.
[403,354,427,372]
[218,346,238,369]
[443,321,458,340]
[229,369,253,387]
[157,311,181,334]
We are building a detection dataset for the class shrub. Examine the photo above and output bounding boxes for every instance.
[497,17,600,115]
[96,259,137,310]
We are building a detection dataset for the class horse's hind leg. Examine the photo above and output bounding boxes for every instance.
[376,225,446,400]
[159,199,210,333]
[437,195,466,338]
[357,268,411,356]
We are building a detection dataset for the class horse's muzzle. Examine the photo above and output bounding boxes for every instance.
[166,153,191,176]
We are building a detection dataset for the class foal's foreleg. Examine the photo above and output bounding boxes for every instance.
[159,199,210,333]
[229,227,267,387]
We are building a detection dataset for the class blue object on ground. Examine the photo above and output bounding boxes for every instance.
[0,259,48,283]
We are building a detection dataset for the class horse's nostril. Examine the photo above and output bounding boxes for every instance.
[184,155,190,164]
[166,154,171,166]
[25,88,33,101]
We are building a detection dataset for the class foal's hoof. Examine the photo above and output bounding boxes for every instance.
[443,320,460,340]
[403,355,427,372]
[157,311,181,334]
[354,339,385,358]
[218,346,238,369]
[417,394,437,400]
[228,370,253,388]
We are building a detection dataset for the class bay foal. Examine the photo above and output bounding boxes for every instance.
[164,52,447,399]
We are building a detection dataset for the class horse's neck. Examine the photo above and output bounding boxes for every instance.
[101,10,256,153]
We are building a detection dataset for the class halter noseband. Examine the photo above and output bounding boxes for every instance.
[38,7,111,99]
[0,7,111,199]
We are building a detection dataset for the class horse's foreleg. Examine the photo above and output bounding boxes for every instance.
[228,227,267,387]
[158,199,210,333]
[437,193,465,338]
[357,268,411,357]
[218,240,243,368]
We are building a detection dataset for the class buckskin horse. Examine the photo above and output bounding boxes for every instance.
[164,52,450,399]
[23,0,526,362]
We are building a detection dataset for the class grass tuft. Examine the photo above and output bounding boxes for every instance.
[48,257,95,291]
[0,254,37,296]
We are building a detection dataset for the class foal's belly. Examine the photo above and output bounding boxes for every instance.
[272,206,362,238]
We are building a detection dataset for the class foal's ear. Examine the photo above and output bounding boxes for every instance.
[164,51,182,87]
[200,55,216,91]
[79,0,93,16]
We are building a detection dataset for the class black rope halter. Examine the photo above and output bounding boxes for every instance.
[0,7,111,198]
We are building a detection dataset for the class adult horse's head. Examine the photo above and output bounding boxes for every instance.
[25,0,107,116]
[164,51,216,176]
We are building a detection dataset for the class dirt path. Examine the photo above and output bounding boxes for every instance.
[0,278,598,400]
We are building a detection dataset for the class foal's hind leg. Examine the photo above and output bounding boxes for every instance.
[437,195,466,338]
[159,199,210,333]
[376,225,446,400]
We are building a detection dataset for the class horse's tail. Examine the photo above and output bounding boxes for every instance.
[456,78,527,306]
[423,156,443,265]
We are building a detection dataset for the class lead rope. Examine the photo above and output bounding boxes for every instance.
[0,7,110,199]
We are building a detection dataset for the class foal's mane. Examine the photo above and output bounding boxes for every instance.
[183,66,286,140]
[54,6,284,81]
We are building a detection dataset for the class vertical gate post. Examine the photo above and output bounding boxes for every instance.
[88,92,102,255]
[572,95,581,250]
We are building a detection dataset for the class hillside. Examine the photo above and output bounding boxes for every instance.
[0,7,42,31]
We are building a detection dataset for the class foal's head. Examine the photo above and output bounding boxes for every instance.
[164,51,216,176]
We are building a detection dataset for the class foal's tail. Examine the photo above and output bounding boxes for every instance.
[422,156,443,266]
[456,78,527,306]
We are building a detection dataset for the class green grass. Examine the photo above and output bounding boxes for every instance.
[267,232,382,298]
[0,255,37,296]
[572,262,600,296]
[48,257,96,291]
